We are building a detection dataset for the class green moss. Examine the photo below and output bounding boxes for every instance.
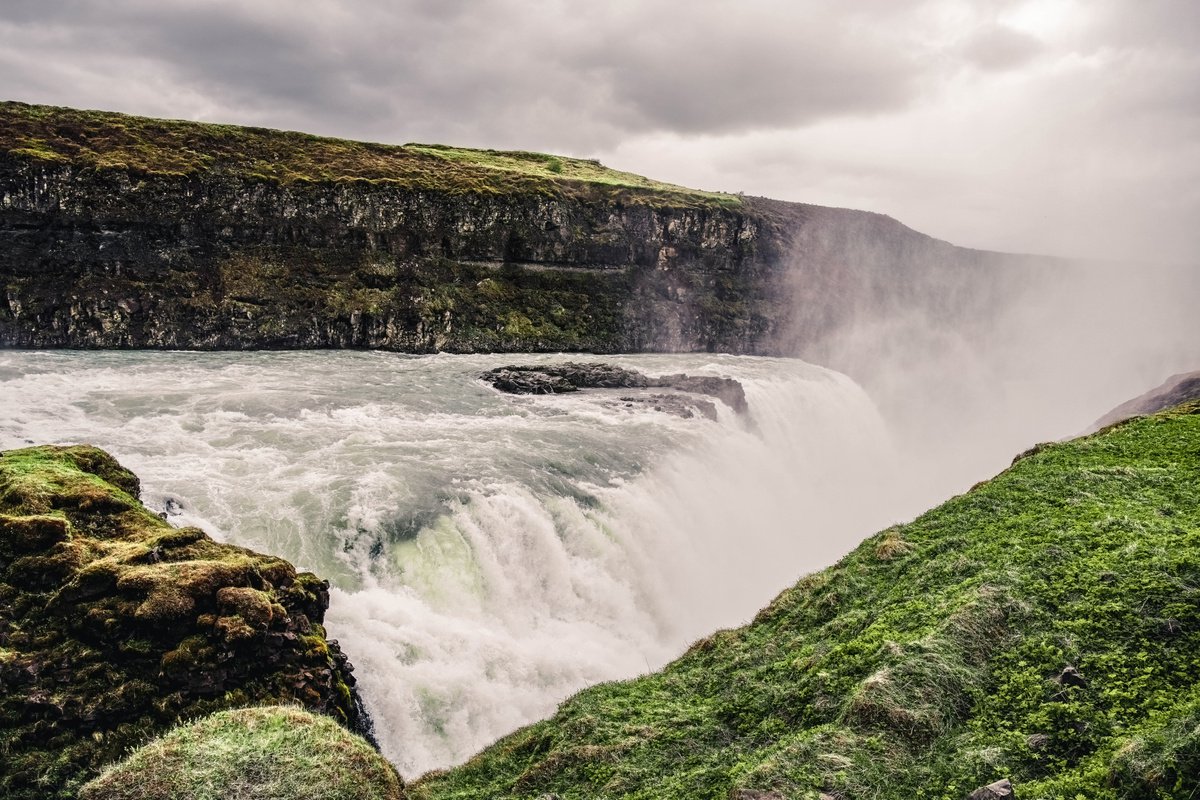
[0,446,365,799]
[0,101,738,210]
[411,402,1200,799]
[79,706,405,800]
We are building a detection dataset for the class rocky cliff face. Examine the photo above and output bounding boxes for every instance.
[0,102,1040,356]
[0,445,369,799]
[0,156,789,353]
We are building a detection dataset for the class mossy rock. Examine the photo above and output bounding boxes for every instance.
[80,706,404,800]
[0,445,367,799]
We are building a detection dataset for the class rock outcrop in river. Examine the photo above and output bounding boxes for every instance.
[482,362,748,418]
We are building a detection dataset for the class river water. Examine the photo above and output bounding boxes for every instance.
[0,350,961,775]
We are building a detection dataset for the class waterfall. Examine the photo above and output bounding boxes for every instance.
[0,350,918,775]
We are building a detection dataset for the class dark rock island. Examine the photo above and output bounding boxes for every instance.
[481,361,748,417]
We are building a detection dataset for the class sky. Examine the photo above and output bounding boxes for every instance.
[1,0,1197,263]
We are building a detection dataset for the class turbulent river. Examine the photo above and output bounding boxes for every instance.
[1,350,955,775]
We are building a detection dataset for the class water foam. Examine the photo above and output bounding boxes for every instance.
[0,351,915,775]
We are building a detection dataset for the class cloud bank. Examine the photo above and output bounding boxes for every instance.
[2,0,1197,261]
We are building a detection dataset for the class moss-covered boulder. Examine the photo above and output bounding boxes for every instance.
[411,402,1200,799]
[0,445,368,799]
[80,706,404,800]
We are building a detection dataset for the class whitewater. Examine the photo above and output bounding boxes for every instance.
[0,350,982,775]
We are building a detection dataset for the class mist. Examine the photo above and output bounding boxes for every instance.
[778,207,1200,500]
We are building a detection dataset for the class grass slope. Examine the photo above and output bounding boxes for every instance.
[0,101,738,208]
[412,403,1200,800]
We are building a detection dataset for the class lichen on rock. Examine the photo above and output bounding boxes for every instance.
[0,444,369,799]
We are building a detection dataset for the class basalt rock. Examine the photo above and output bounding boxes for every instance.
[481,362,747,415]
[482,362,651,394]
[0,444,369,800]
[0,102,1044,358]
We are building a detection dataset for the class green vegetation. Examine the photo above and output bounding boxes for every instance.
[80,706,404,800]
[0,101,738,208]
[0,446,364,799]
[412,403,1200,799]
[5,398,1198,798]
[210,252,632,353]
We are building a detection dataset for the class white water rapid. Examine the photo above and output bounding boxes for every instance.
[1,351,933,776]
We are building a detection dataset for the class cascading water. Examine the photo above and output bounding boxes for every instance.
[0,350,929,776]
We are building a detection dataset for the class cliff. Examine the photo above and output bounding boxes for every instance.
[409,402,1200,799]
[1091,369,1200,431]
[0,102,1033,355]
[0,445,371,799]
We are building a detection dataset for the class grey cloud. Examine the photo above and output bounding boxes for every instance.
[0,1,1197,264]
[0,0,934,149]
[565,3,925,134]
[958,24,1042,71]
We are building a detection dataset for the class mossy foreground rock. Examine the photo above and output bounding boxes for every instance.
[412,403,1200,800]
[0,445,367,799]
[80,706,404,800]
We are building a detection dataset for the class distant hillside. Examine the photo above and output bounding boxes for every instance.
[1092,370,1200,431]
[0,102,1039,355]
[411,402,1200,799]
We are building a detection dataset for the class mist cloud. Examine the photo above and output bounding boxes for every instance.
[1,0,1197,261]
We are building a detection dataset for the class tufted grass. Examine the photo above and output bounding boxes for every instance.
[411,402,1200,799]
[79,706,405,800]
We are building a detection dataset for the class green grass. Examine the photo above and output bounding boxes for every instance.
[79,706,404,800]
[0,101,739,209]
[411,402,1200,799]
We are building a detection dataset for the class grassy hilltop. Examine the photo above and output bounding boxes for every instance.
[0,101,737,209]
[407,402,1200,799]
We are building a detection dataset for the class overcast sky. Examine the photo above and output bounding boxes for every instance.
[2,0,1197,262]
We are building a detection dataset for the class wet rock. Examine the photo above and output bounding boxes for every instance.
[1056,665,1087,688]
[484,362,650,394]
[615,393,719,421]
[482,362,747,415]
[657,373,748,414]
